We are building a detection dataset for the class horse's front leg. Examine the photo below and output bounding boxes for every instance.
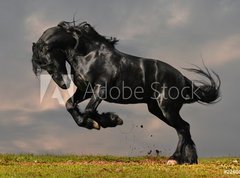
[84,84,104,114]
[83,84,123,128]
[65,88,100,130]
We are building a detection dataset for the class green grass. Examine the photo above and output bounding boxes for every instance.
[0,154,239,177]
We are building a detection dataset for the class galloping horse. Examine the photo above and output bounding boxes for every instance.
[32,21,220,164]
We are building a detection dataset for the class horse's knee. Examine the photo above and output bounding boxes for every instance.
[183,121,190,131]
[75,116,84,126]
[176,120,190,134]
[85,109,93,113]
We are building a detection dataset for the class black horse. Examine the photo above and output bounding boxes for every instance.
[32,21,221,164]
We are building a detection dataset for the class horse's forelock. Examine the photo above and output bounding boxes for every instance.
[32,58,42,76]
[32,42,44,76]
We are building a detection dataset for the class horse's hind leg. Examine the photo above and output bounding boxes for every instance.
[147,100,198,164]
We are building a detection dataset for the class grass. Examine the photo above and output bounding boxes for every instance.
[0,154,239,177]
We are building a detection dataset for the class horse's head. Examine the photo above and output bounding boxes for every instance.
[32,21,118,89]
[31,28,72,89]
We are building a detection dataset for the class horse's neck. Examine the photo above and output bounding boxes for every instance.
[84,43,99,54]
[68,49,102,76]
[67,52,90,70]
[68,42,112,71]
[81,38,113,54]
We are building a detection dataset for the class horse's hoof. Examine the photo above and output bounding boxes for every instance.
[92,120,101,130]
[116,117,123,125]
[108,113,123,125]
[167,160,178,165]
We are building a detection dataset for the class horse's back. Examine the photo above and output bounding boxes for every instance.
[140,58,184,86]
[115,50,184,89]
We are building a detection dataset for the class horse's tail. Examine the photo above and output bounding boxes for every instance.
[183,64,221,104]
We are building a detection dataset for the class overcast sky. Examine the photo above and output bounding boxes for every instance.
[0,0,240,157]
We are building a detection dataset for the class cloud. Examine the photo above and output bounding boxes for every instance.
[116,8,161,40]
[13,136,64,153]
[0,84,63,113]
[145,118,163,131]
[202,33,240,66]
[25,12,57,43]
[167,3,190,27]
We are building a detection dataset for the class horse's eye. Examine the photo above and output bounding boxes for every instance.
[84,25,90,32]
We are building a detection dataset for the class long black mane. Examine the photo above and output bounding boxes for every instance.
[58,21,119,47]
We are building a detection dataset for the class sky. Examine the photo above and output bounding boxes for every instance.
[0,0,240,157]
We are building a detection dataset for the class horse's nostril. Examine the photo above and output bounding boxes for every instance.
[60,79,71,89]
[61,83,68,89]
